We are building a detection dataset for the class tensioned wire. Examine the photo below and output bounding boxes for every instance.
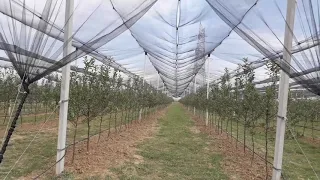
[0,73,26,148]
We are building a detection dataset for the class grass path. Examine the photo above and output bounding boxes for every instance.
[111,103,227,179]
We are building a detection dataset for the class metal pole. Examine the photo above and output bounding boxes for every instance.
[206,56,210,126]
[56,0,74,175]
[193,77,196,115]
[140,52,147,121]
[272,0,296,179]
[188,88,190,111]
[157,73,160,91]
[142,52,147,86]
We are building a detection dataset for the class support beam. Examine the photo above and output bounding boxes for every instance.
[140,52,147,121]
[193,77,197,115]
[272,0,296,179]
[187,88,190,111]
[142,52,147,85]
[157,73,160,91]
[205,55,210,126]
[56,0,74,175]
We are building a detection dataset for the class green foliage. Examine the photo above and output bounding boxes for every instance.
[180,57,320,179]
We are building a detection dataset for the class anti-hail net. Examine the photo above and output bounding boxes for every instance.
[2,0,320,97]
[1,0,320,162]
[205,0,320,96]
[0,0,157,84]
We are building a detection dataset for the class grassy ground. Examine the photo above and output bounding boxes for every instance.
[110,103,227,180]
[0,106,153,179]
[193,109,320,179]
[0,102,317,179]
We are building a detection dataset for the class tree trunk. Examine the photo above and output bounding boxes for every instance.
[124,107,128,129]
[251,131,255,165]
[44,104,48,121]
[3,102,6,114]
[120,109,124,131]
[220,117,223,134]
[209,113,212,134]
[129,107,132,123]
[226,118,229,138]
[87,116,90,152]
[108,111,112,137]
[311,113,318,141]
[126,107,130,126]
[217,116,220,134]
[251,110,255,163]
[230,115,233,139]
[114,110,117,133]
[302,117,308,137]
[20,114,23,126]
[98,116,103,142]
[244,111,248,152]
[244,125,246,153]
[30,102,33,116]
[265,106,270,179]
[236,118,239,149]
[3,101,9,124]
[34,102,37,123]
[72,123,78,163]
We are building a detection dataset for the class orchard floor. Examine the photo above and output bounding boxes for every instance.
[59,102,230,180]
[24,103,269,179]
[108,103,227,180]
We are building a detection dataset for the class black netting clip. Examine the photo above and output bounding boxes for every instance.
[273,166,282,172]
[277,115,287,121]
[57,148,66,152]
[59,99,69,104]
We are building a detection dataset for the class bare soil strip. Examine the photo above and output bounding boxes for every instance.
[188,110,272,180]
[63,108,167,179]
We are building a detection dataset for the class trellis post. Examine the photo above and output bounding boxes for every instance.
[157,73,160,91]
[193,77,196,115]
[205,54,210,126]
[272,0,296,179]
[140,52,147,121]
[56,0,74,175]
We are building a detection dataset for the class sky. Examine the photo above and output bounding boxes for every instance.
[0,0,318,96]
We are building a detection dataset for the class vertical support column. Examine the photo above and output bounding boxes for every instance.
[140,52,147,121]
[8,100,12,118]
[142,52,147,86]
[157,73,160,91]
[187,87,190,111]
[193,77,196,115]
[272,0,296,179]
[56,0,74,175]
[205,54,210,126]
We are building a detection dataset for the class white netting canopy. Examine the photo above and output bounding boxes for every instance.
[0,0,320,96]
